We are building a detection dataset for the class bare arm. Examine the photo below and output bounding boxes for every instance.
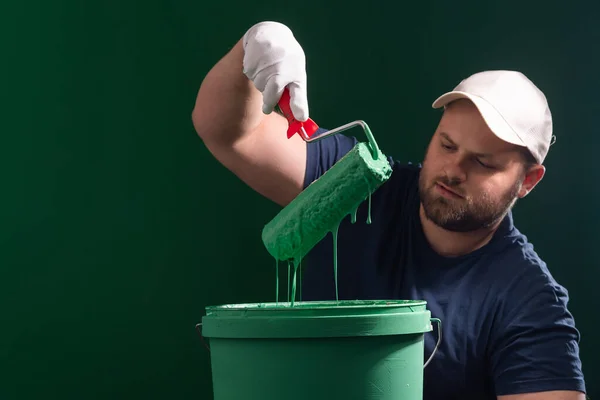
[498,390,586,400]
[191,39,307,207]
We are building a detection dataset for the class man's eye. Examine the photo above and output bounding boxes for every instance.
[477,158,494,169]
[441,143,453,150]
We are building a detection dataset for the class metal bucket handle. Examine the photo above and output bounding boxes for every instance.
[424,318,442,368]
[195,323,210,352]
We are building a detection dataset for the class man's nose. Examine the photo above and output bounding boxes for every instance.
[443,155,467,183]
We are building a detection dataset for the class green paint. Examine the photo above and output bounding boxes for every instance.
[208,299,425,310]
[285,259,304,306]
[287,261,290,303]
[333,223,339,302]
[201,300,437,400]
[262,141,392,263]
[367,192,372,224]
[298,259,302,302]
[273,194,374,307]
[275,259,279,305]
[272,258,303,307]
[262,125,391,308]
[290,261,298,306]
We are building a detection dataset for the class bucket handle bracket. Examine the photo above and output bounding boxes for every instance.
[195,323,210,352]
[424,318,442,369]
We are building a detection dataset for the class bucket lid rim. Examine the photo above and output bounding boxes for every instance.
[205,299,427,312]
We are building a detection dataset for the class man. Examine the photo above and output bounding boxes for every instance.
[192,21,586,400]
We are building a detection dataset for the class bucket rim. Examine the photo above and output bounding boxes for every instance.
[201,299,433,339]
[205,299,427,312]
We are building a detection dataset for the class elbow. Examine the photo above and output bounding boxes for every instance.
[191,106,227,154]
[191,106,209,142]
[191,109,201,139]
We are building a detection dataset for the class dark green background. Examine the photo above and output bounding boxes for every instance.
[2,1,597,399]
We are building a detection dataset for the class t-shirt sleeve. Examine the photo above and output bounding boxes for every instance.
[490,263,586,396]
[303,128,358,189]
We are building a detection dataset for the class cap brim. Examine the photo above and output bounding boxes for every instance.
[432,91,526,147]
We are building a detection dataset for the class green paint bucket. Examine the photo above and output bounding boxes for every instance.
[199,300,441,400]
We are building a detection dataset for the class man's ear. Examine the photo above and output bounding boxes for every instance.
[518,165,545,198]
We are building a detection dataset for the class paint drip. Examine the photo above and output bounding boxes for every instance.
[275,192,374,307]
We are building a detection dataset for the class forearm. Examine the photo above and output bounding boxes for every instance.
[191,39,265,147]
[189,21,310,206]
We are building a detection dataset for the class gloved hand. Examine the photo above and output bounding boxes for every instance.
[242,21,309,122]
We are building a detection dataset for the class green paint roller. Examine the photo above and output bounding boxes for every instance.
[261,88,393,263]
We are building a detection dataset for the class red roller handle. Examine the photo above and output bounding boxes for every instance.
[276,87,319,140]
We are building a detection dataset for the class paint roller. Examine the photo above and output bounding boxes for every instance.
[261,88,393,263]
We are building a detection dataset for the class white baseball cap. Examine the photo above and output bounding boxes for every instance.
[432,70,555,164]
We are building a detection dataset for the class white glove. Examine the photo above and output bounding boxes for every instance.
[242,21,309,122]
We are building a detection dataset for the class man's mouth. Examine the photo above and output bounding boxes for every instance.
[434,182,464,199]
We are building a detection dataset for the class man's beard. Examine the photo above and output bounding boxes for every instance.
[418,171,522,232]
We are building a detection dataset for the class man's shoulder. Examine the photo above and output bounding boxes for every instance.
[479,223,585,395]
[480,222,573,327]
[500,223,560,276]
[488,224,564,290]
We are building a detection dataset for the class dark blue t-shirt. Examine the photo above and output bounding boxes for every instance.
[300,131,586,399]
